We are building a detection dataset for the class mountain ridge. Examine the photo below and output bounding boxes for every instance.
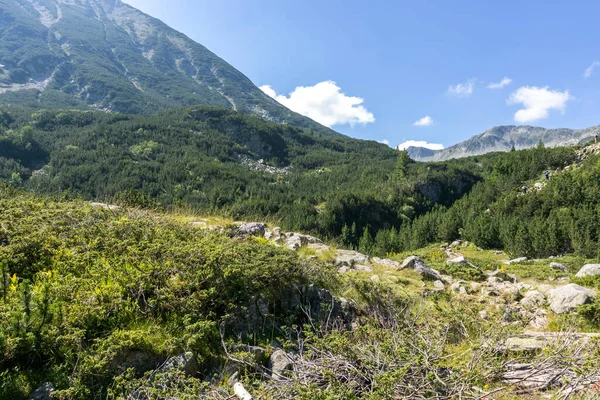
[0,0,341,136]
[405,124,600,161]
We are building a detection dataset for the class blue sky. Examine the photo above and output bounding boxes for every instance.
[123,0,600,149]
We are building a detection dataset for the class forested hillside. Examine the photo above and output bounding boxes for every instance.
[0,104,599,260]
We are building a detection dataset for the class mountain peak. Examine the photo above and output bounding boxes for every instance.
[0,0,339,136]
[407,124,600,162]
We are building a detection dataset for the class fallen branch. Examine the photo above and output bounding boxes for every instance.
[234,382,253,400]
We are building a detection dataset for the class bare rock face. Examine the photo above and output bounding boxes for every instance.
[575,264,600,278]
[547,284,596,314]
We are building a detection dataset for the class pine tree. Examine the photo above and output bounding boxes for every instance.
[394,150,412,180]
[358,227,375,255]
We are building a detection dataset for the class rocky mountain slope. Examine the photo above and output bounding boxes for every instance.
[406,125,600,161]
[0,0,339,135]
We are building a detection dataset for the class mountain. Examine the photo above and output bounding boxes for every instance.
[405,125,600,161]
[0,0,338,135]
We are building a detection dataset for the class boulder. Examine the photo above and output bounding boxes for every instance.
[355,264,374,272]
[400,256,441,281]
[499,284,523,302]
[547,284,596,314]
[372,257,400,268]
[550,262,568,273]
[264,228,273,240]
[30,383,54,400]
[334,250,369,267]
[307,243,331,254]
[159,352,199,377]
[236,223,266,237]
[575,264,600,278]
[447,256,469,265]
[433,280,445,290]
[520,290,546,311]
[451,280,469,294]
[450,240,463,248]
[503,257,528,265]
[269,349,293,381]
[91,202,120,211]
[489,270,518,284]
[285,233,307,250]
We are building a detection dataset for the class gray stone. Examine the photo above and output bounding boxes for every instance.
[372,257,400,268]
[550,262,568,273]
[470,282,482,292]
[503,257,528,265]
[236,223,267,237]
[400,256,441,281]
[355,264,374,272]
[451,280,469,294]
[307,243,331,254]
[30,383,54,400]
[575,264,600,278]
[337,266,350,273]
[335,250,369,267]
[547,284,597,314]
[520,290,546,310]
[264,228,274,240]
[433,280,445,290]
[286,233,307,250]
[489,270,518,283]
[447,256,468,264]
[159,352,199,376]
[91,202,120,210]
[269,349,293,381]
[450,240,463,247]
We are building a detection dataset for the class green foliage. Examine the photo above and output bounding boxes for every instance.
[438,262,485,282]
[0,190,331,399]
[579,299,600,327]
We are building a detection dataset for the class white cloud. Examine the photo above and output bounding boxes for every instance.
[487,77,512,89]
[448,80,475,97]
[259,81,375,128]
[377,139,390,146]
[584,61,600,79]
[413,116,434,127]
[507,86,574,123]
[397,140,444,151]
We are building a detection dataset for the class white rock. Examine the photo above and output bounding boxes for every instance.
[575,264,600,278]
[370,275,380,282]
[372,257,400,268]
[547,284,596,314]
[503,257,528,265]
[550,262,568,273]
[355,264,374,272]
[520,291,546,310]
[335,250,369,267]
[91,202,120,210]
[433,280,445,290]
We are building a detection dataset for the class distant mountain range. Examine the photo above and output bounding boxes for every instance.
[405,125,600,162]
[0,0,339,136]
